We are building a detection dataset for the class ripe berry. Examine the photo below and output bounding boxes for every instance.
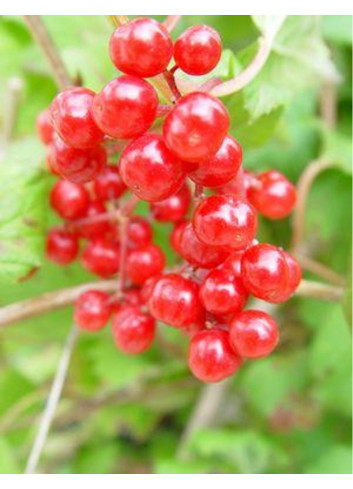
[216,168,255,199]
[46,228,79,265]
[92,76,158,140]
[140,274,162,304]
[81,239,120,277]
[126,244,165,285]
[200,268,248,316]
[188,135,242,188]
[170,220,187,254]
[51,137,106,184]
[229,310,279,358]
[46,144,60,175]
[270,251,302,303]
[50,180,89,220]
[74,290,112,332]
[241,243,289,302]
[109,18,173,78]
[193,195,258,249]
[150,183,191,222]
[163,92,230,162]
[112,306,156,354]
[248,170,297,219]
[120,133,185,202]
[93,164,126,202]
[36,109,54,145]
[218,250,244,277]
[188,329,242,383]
[149,274,204,328]
[75,201,111,240]
[174,25,222,76]
[127,217,153,249]
[50,87,103,148]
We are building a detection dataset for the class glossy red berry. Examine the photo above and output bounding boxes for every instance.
[163,92,230,162]
[127,217,153,249]
[75,201,111,240]
[241,243,289,302]
[51,137,106,184]
[46,144,60,175]
[188,135,242,188]
[193,195,258,249]
[109,18,173,78]
[188,329,242,383]
[140,274,163,304]
[229,310,279,358]
[216,168,255,199]
[126,244,165,285]
[270,251,302,303]
[92,76,158,140]
[218,250,244,277]
[248,170,297,219]
[112,306,156,354]
[174,25,222,76]
[46,228,79,265]
[200,268,248,316]
[149,274,204,328]
[81,239,120,278]
[50,180,89,220]
[120,133,185,202]
[50,87,104,149]
[36,109,54,145]
[150,183,191,222]
[74,290,112,332]
[170,221,187,254]
[93,164,126,202]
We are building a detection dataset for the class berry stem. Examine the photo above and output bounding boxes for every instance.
[163,15,182,32]
[194,183,205,205]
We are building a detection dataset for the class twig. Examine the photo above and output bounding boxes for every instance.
[295,278,344,302]
[320,83,337,130]
[296,254,345,286]
[0,77,24,157]
[164,15,181,32]
[25,325,79,474]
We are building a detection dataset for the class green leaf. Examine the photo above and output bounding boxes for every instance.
[322,15,353,46]
[305,445,353,474]
[322,129,353,174]
[0,437,20,474]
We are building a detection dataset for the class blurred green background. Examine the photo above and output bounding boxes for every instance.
[0,15,352,474]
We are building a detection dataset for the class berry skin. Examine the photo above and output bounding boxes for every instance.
[178,222,229,269]
[112,306,156,355]
[140,274,163,304]
[109,18,173,78]
[163,92,230,162]
[248,170,297,219]
[92,76,158,140]
[188,135,242,188]
[120,133,185,202]
[50,180,90,220]
[200,268,248,316]
[269,251,302,303]
[50,87,104,149]
[149,274,204,328]
[218,250,245,277]
[74,290,112,332]
[36,109,54,145]
[174,25,222,76]
[127,217,153,249]
[51,137,106,184]
[93,164,126,202]
[126,244,165,285]
[75,201,111,240]
[81,239,120,278]
[216,168,255,199]
[229,310,279,358]
[150,183,191,222]
[241,243,289,302]
[46,144,60,175]
[193,195,258,249]
[188,329,242,383]
[46,228,79,265]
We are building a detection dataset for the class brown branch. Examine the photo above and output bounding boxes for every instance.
[296,254,345,287]
[295,278,344,302]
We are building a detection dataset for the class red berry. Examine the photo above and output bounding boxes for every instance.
[188,329,242,382]
[46,228,79,265]
[51,137,106,184]
[140,274,163,304]
[174,25,222,76]
[92,76,158,139]
[241,243,289,302]
[50,180,89,220]
[229,310,279,358]
[81,239,120,277]
[150,183,191,222]
[120,133,185,202]
[188,135,242,188]
[50,87,103,149]
[269,251,302,303]
[112,306,156,354]
[127,217,153,249]
[200,268,248,316]
[126,244,165,285]
[178,222,228,269]
[75,201,111,240]
[216,168,255,199]
[109,18,173,78]
[248,170,297,219]
[163,92,230,162]
[149,274,204,328]
[46,144,60,175]
[193,195,258,249]
[74,290,112,332]
[93,164,126,202]
[36,109,54,145]
[170,220,187,254]
[218,250,244,277]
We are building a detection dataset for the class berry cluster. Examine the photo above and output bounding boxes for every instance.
[37,17,300,383]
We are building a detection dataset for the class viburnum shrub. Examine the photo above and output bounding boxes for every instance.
[38,16,300,384]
